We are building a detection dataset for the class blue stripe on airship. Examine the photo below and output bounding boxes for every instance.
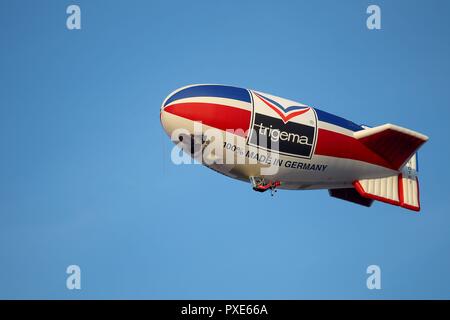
[164,85,251,106]
[315,108,364,132]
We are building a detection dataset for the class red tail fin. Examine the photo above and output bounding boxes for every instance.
[354,124,428,170]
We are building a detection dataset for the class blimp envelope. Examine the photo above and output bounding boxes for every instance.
[161,84,428,212]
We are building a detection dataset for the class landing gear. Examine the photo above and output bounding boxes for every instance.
[250,177,281,196]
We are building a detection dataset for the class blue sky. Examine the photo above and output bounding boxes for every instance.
[0,0,449,299]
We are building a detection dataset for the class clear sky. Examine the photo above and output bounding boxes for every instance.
[1,0,449,299]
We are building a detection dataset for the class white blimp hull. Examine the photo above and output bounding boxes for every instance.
[160,84,428,212]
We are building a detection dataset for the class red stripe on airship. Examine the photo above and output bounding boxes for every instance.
[165,103,397,169]
[163,102,251,137]
[315,129,394,169]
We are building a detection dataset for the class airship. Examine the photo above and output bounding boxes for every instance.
[160,84,428,212]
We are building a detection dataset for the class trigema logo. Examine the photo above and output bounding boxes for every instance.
[248,92,317,159]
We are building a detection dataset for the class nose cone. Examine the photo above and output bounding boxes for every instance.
[160,84,253,138]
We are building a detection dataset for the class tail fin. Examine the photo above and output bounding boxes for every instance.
[399,154,421,211]
[354,124,428,170]
[329,188,374,207]
[353,154,421,212]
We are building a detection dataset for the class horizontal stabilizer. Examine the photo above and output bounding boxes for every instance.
[354,124,428,170]
[353,155,421,211]
[354,175,400,206]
